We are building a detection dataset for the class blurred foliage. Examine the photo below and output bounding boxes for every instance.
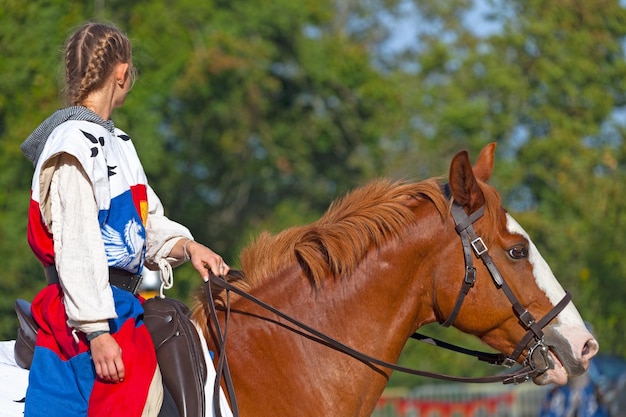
[1,0,626,389]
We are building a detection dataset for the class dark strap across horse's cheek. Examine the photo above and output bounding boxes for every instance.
[443,200,573,374]
[440,205,483,327]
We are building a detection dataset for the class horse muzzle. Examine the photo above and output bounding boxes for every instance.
[531,324,599,385]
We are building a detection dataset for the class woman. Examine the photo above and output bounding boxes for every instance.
[20,21,229,417]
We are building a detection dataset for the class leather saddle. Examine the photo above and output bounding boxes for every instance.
[14,297,207,417]
[143,296,208,417]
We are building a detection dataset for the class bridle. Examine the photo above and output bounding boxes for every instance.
[204,188,574,416]
[437,194,572,378]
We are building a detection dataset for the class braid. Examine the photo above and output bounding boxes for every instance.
[63,22,134,106]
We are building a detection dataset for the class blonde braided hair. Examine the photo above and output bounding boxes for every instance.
[63,22,136,106]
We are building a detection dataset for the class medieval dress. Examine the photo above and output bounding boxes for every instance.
[21,107,193,417]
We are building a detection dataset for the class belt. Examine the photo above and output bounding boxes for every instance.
[44,265,143,295]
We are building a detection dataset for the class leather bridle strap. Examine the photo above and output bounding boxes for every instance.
[413,291,571,367]
[446,201,545,339]
[509,291,571,362]
[441,199,572,370]
[441,205,485,327]
[410,332,508,365]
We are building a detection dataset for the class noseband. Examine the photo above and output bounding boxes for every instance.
[439,195,572,381]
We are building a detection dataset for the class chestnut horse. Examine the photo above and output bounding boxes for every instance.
[192,143,598,417]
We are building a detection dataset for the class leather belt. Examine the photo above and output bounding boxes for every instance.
[44,265,143,295]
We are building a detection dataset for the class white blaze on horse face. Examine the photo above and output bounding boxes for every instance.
[505,214,586,328]
[505,214,598,384]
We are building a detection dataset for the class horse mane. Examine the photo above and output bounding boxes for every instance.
[191,175,504,331]
[238,178,449,289]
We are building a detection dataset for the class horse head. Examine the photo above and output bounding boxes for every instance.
[436,142,598,385]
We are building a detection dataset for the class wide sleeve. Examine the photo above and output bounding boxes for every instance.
[143,184,193,269]
[47,153,115,334]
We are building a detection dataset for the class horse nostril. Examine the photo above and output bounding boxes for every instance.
[582,338,599,359]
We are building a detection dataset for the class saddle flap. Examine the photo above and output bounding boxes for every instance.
[143,296,207,417]
[142,297,186,350]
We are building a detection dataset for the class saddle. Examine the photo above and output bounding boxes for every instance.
[13,297,207,417]
[143,296,207,417]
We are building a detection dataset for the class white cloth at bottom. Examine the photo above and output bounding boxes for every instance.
[193,323,235,417]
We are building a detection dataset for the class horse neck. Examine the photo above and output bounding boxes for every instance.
[217,231,440,416]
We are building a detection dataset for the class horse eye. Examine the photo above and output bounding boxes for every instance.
[508,245,528,259]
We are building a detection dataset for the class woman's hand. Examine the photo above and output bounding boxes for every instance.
[185,240,230,281]
[90,333,125,383]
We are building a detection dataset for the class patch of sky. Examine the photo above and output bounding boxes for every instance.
[501,124,530,159]
[506,184,537,212]
[584,107,626,149]
[377,0,421,56]
[379,0,505,58]
[303,24,322,40]
[462,0,506,38]
[247,133,268,159]
[197,184,222,205]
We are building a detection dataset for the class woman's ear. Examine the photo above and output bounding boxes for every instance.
[114,63,130,85]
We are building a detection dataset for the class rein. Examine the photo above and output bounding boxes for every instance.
[204,190,573,414]
[205,275,546,385]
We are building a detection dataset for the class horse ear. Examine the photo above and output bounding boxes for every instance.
[449,149,484,212]
[472,142,496,182]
